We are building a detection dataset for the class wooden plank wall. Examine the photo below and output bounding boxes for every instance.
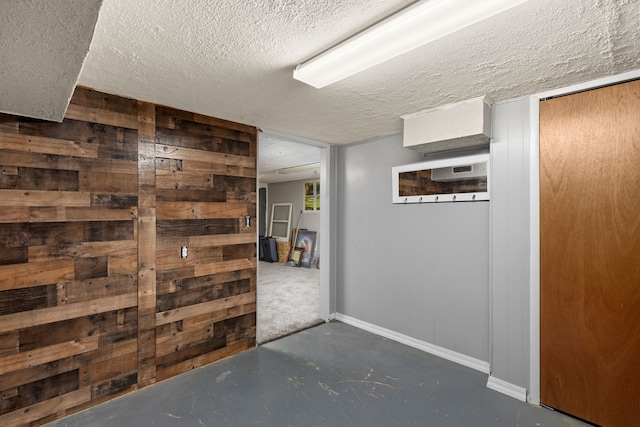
[0,87,257,426]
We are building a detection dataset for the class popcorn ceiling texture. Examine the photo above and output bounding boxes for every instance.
[0,0,102,121]
[3,0,640,144]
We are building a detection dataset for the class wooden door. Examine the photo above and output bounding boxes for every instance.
[540,80,640,426]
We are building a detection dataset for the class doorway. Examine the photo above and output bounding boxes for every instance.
[539,80,640,426]
[256,132,330,343]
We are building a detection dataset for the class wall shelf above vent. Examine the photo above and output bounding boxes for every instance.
[402,96,492,154]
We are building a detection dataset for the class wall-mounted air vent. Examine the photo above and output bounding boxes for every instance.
[402,96,493,154]
[431,162,487,182]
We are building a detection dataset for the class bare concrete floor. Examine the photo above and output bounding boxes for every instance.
[47,321,588,427]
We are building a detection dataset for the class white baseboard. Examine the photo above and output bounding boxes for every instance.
[335,313,490,374]
[327,312,337,321]
[486,376,527,402]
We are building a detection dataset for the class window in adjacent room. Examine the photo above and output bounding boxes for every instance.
[304,180,320,211]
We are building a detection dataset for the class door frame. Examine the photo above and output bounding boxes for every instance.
[527,69,640,405]
[258,129,336,322]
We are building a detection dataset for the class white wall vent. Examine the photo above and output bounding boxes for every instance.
[402,96,492,154]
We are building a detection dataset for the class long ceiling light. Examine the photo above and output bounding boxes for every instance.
[276,163,320,174]
[293,0,529,88]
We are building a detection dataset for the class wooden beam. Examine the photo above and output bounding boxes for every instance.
[137,101,157,387]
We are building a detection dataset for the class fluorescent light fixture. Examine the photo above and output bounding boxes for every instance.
[276,163,320,174]
[293,0,529,88]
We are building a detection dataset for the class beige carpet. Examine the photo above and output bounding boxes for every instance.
[257,261,322,344]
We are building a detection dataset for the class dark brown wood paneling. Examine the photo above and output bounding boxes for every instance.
[0,370,79,416]
[540,80,640,427]
[90,193,138,207]
[154,105,256,382]
[0,87,257,425]
[0,246,28,265]
[223,243,257,261]
[0,87,139,426]
[1,167,79,191]
[156,277,251,312]
[156,218,238,238]
[18,312,119,352]
[0,285,56,316]
[156,188,227,202]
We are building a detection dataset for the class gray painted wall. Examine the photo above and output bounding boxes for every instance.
[490,98,531,389]
[336,135,490,362]
[267,178,321,238]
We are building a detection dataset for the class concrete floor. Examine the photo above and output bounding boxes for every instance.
[47,321,588,427]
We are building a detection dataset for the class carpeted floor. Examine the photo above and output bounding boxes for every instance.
[257,261,322,343]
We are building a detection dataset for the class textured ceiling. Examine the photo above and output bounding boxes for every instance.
[258,134,322,184]
[77,0,640,146]
[0,0,102,121]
